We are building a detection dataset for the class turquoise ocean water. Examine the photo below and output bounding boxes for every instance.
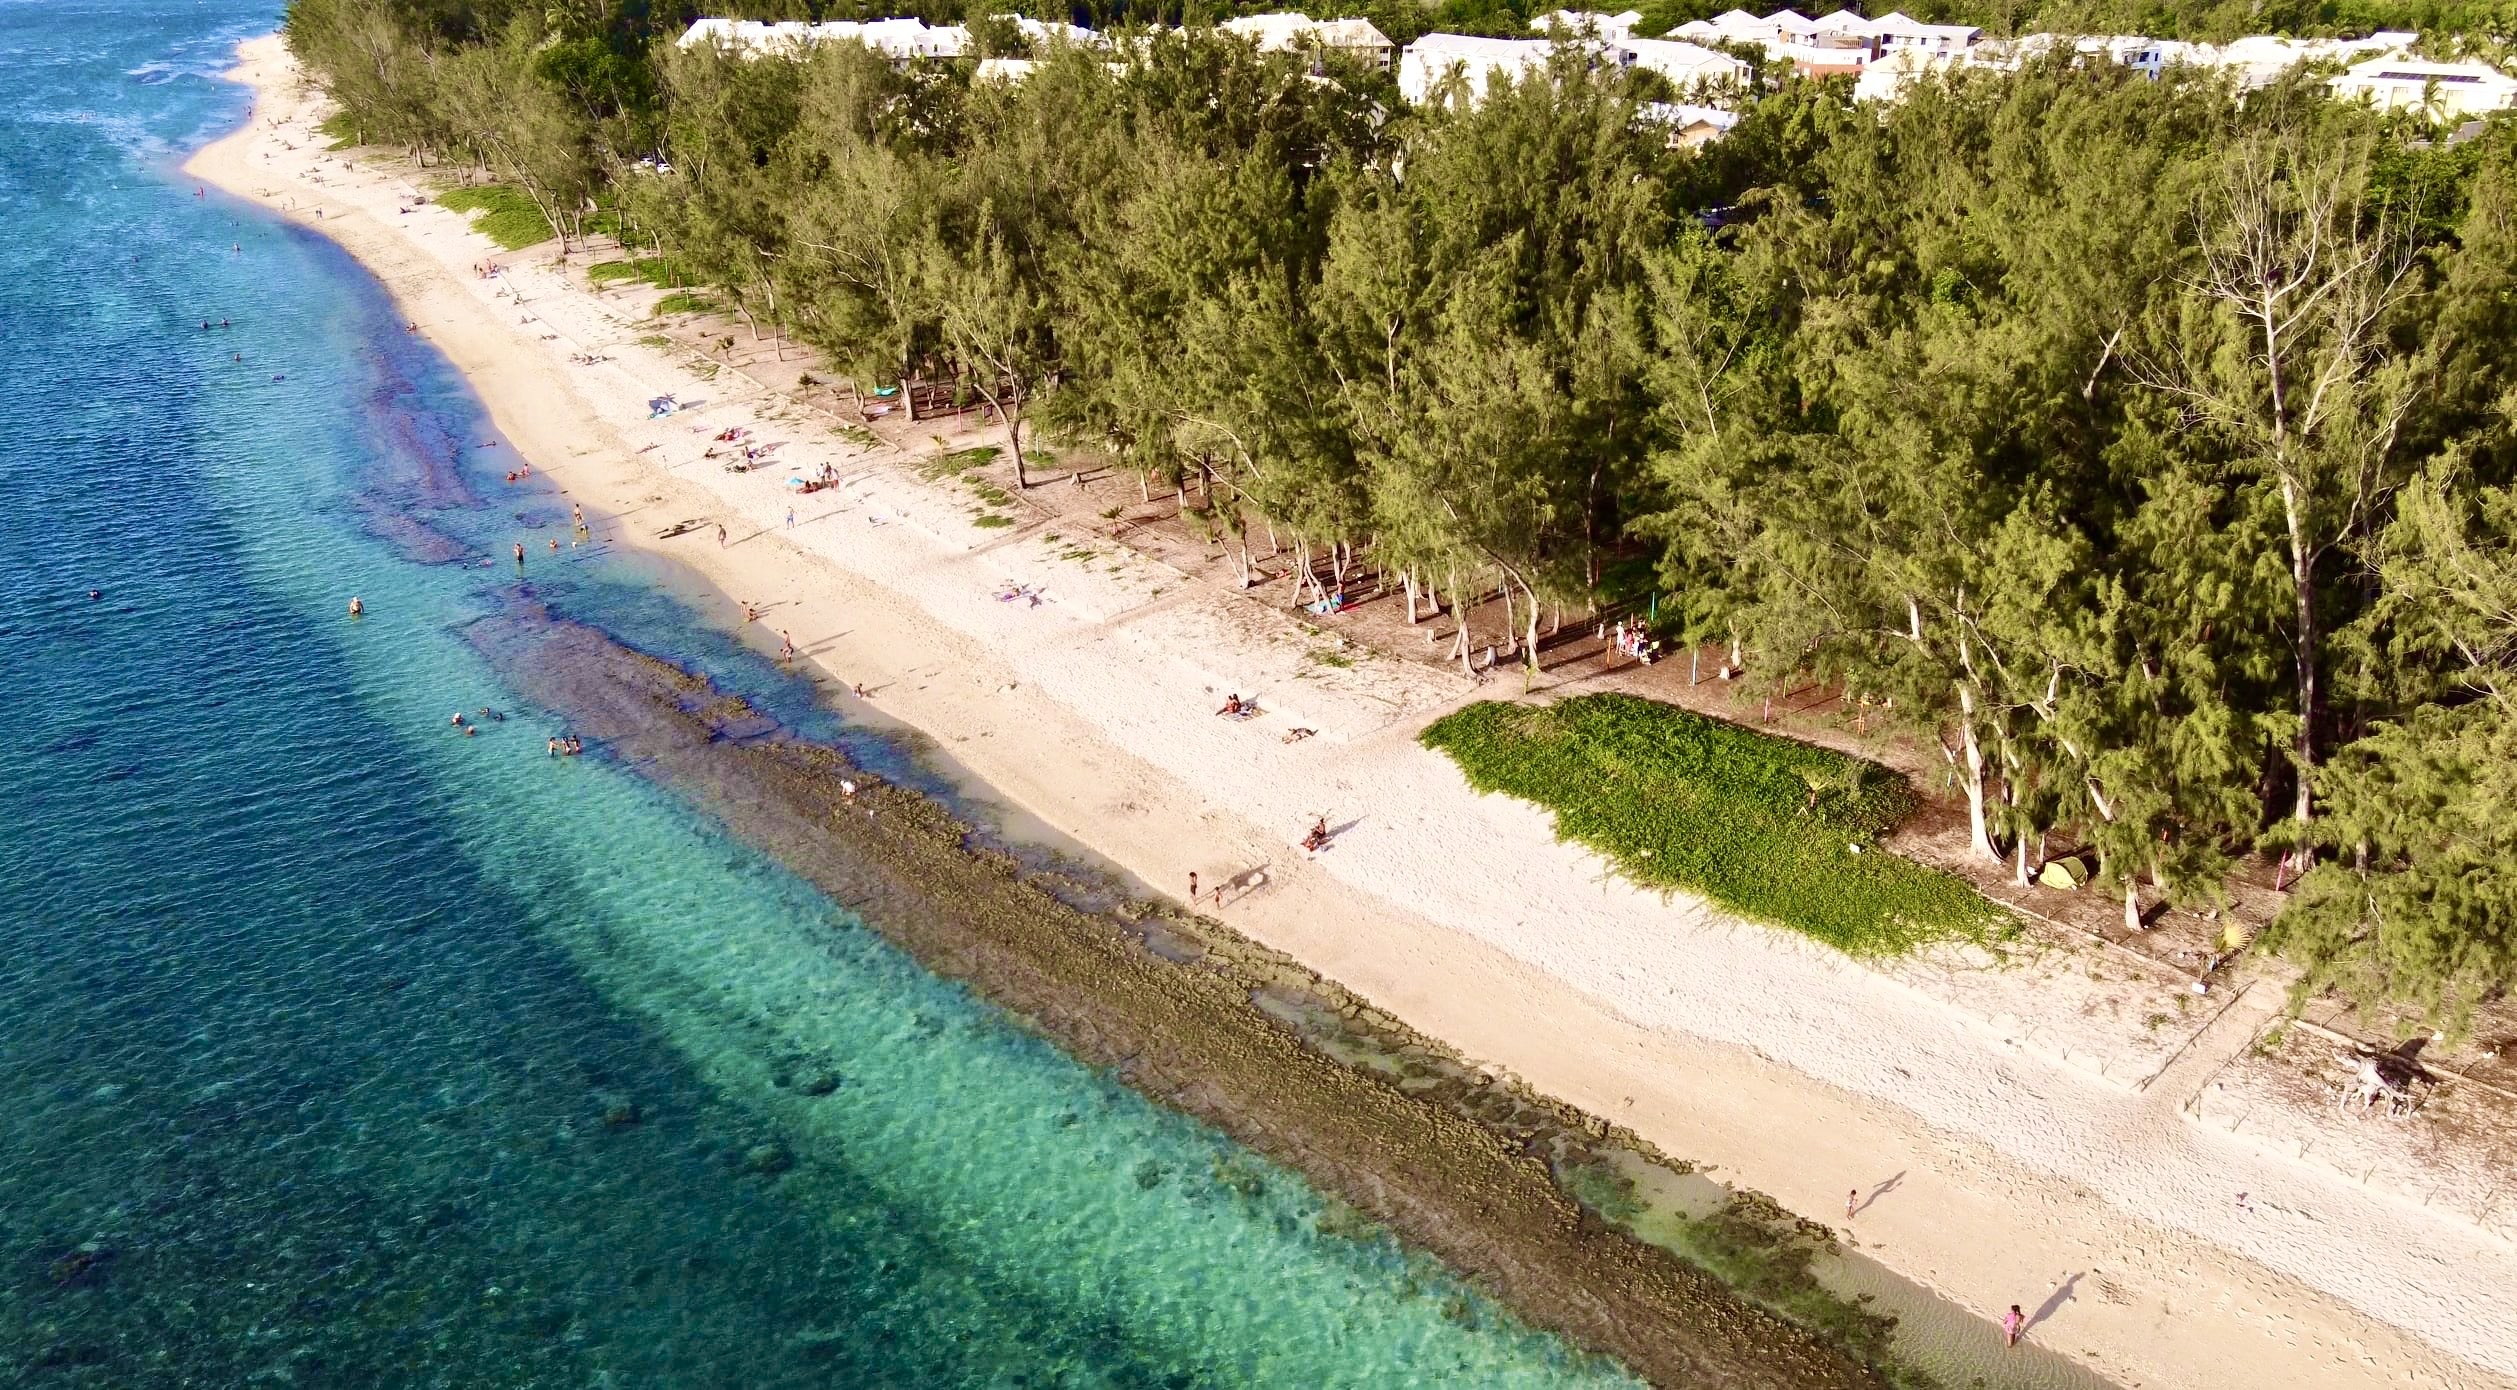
[0,3,1640,1383]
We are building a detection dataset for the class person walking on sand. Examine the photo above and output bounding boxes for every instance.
[2002,1305,2024,1348]
[1188,872,1199,903]
[1846,1189,1859,1221]
[717,523,727,548]
[786,507,796,530]
[779,630,795,663]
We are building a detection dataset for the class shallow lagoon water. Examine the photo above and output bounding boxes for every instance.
[0,5,1639,1382]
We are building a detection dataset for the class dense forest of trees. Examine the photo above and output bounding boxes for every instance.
[287,0,2517,1031]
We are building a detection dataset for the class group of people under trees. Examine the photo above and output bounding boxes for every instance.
[285,0,2517,1035]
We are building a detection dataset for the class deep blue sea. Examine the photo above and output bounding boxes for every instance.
[0,3,1639,1383]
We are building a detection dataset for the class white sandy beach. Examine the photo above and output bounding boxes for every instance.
[192,34,2514,1390]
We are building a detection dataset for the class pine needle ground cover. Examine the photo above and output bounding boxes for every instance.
[435,186,554,250]
[1421,694,2003,955]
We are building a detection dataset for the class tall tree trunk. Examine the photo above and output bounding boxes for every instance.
[1955,683,1998,862]
[1522,581,1541,688]
[1006,406,1030,489]
[1404,571,1420,624]
[2282,472,2319,839]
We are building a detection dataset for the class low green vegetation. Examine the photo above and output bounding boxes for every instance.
[972,514,1016,530]
[315,109,359,150]
[650,290,716,317]
[585,256,680,287]
[917,445,999,482]
[434,184,552,250]
[1422,695,2002,955]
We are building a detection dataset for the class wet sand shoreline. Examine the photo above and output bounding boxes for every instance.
[479,611,1900,1390]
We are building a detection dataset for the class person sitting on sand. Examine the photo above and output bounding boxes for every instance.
[1217,693,1244,717]
[1303,817,1330,852]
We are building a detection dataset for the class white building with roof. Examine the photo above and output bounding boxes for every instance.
[678,16,969,61]
[1398,33,1561,104]
[1853,43,1958,100]
[2181,30,2416,87]
[1220,13,1395,67]
[1642,100,1742,144]
[1669,8,1903,75]
[679,14,1109,63]
[1531,9,1647,39]
[1867,11,1980,53]
[2331,56,2517,117]
[1621,37,1752,90]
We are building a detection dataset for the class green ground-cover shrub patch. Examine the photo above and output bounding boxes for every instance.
[650,290,718,317]
[916,445,1000,482]
[1421,693,2001,955]
[434,185,554,250]
[586,256,684,288]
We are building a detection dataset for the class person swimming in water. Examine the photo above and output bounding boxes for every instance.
[347,596,363,616]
